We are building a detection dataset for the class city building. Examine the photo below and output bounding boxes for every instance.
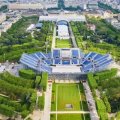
[112,22,120,29]
[106,17,120,29]
[39,13,86,22]
[8,3,44,10]
[0,13,6,24]
[87,1,98,10]
[106,18,118,24]
[8,0,58,10]
[102,10,113,19]
[64,0,87,9]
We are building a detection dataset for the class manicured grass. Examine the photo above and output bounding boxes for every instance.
[50,114,91,120]
[56,39,72,48]
[57,84,80,111]
[51,83,88,111]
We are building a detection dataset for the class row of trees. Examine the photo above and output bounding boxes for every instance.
[0,5,8,12]
[98,2,120,14]
[87,18,120,46]
[87,69,118,118]
[0,72,34,88]
[0,16,38,46]
[0,79,34,100]
[0,71,38,118]
[70,19,120,61]
[0,96,21,112]
[0,16,54,62]
[95,68,117,84]
[96,99,108,120]
[0,104,15,117]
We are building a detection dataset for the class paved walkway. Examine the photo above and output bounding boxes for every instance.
[41,82,52,120]
[69,22,78,48]
[83,82,99,120]
[50,111,90,114]
[51,25,56,49]
[41,83,52,120]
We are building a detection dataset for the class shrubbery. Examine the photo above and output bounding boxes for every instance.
[0,72,37,117]
[0,96,21,112]
[21,110,30,118]
[95,68,117,81]
[0,104,15,117]
[102,94,111,113]
[40,72,48,91]
[0,72,34,88]
[35,76,41,88]
[0,79,34,100]
[116,112,120,120]
[95,99,108,120]
[19,69,36,79]
[29,92,37,112]
[38,94,45,110]
[87,73,98,89]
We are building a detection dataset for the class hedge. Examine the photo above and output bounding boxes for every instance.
[40,72,48,91]
[0,104,15,117]
[95,99,108,120]
[19,69,36,79]
[35,76,41,88]
[102,94,111,113]
[116,111,120,120]
[29,92,37,112]
[21,110,30,118]
[0,72,34,88]
[95,68,117,81]
[0,96,21,112]
[87,73,98,89]
[38,94,45,110]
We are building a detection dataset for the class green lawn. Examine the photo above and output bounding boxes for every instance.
[50,114,91,120]
[51,83,88,111]
[56,39,72,48]
[57,84,80,111]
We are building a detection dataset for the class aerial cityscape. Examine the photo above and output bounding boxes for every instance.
[0,0,120,120]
